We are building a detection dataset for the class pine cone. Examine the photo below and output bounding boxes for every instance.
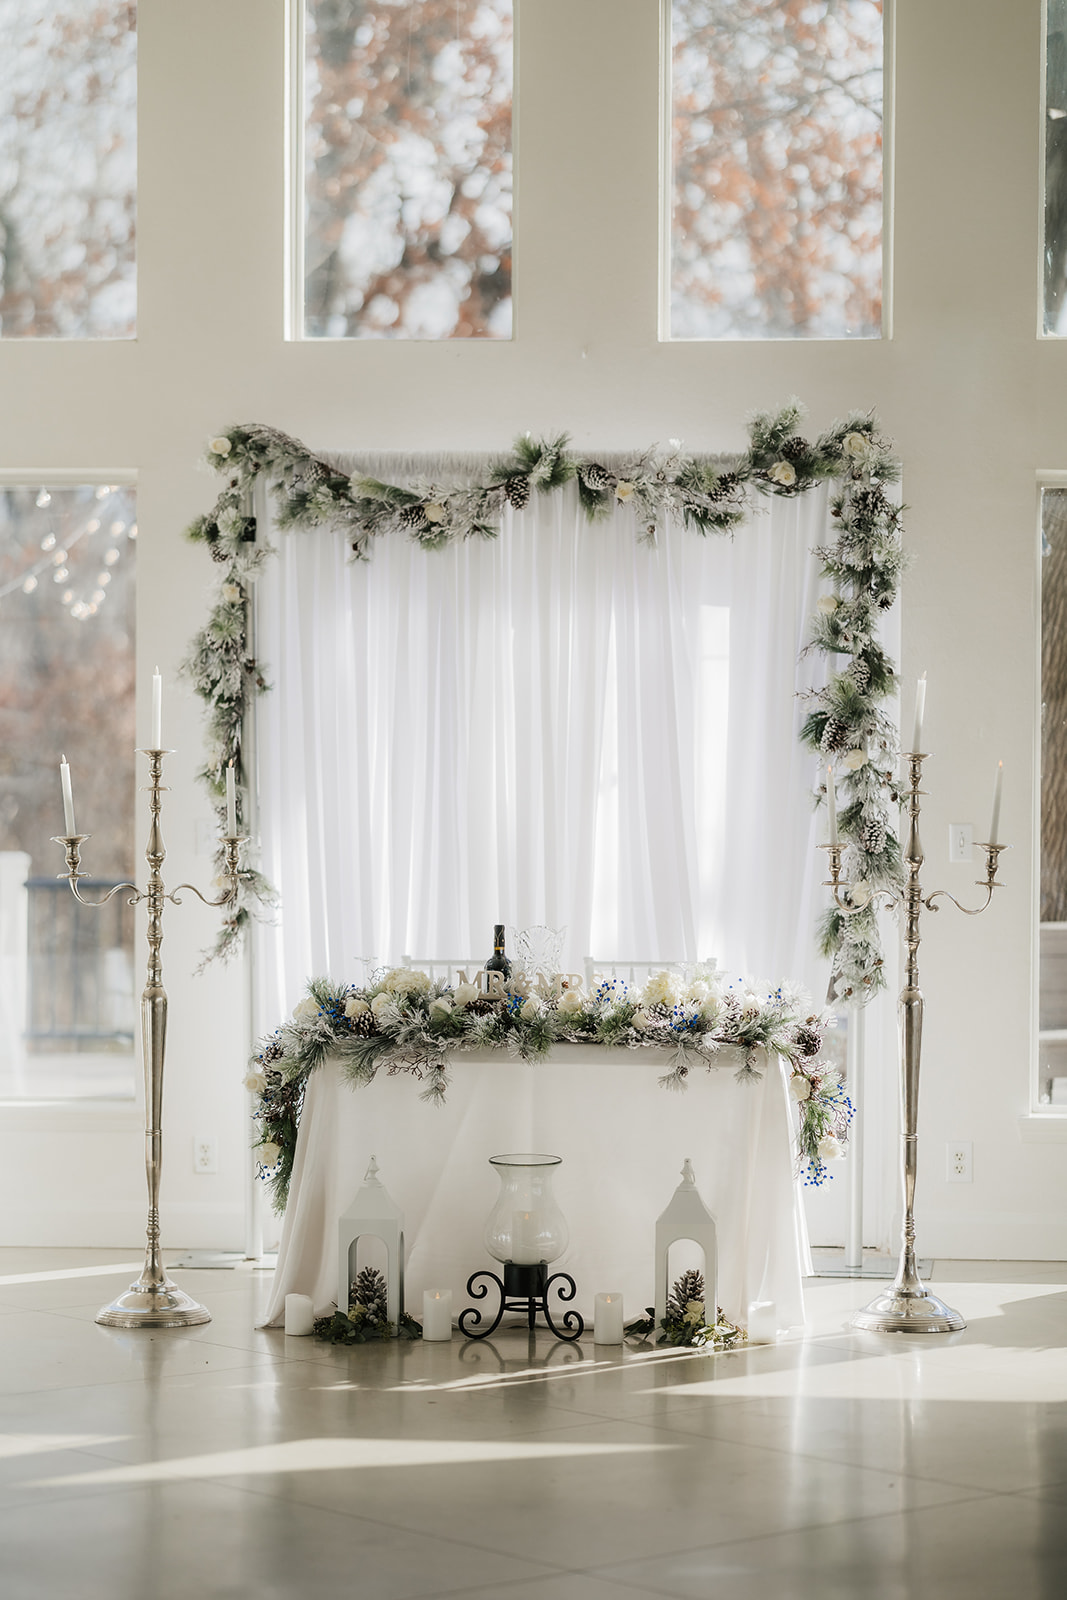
[350,1010,377,1037]
[820,715,850,754]
[709,471,740,501]
[209,541,230,564]
[301,460,330,487]
[794,1025,823,1059]
[850,656,872,691]
[667,1268,705,1320]
[861,816,887,855]
[579,462,612,492]
[781,436,810,462]
[399,504,426,529]
[468,997,496,1016]
[850,486,886,520]
[504,474,531,509]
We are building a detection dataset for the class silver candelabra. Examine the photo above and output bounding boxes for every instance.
[54,748,244,1329]
[822,752,1006,1334]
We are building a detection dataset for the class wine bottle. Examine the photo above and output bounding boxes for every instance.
[485,924,511,980]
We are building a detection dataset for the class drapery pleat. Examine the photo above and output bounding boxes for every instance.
[253,476,843,1016]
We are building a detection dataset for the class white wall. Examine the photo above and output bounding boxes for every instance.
[1,0,1064,1257]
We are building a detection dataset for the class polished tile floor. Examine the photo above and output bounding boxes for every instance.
[2,1251,1067,1598]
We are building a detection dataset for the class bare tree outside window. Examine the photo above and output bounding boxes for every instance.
[0,1,136,340]
[670,0,883,340]
[0,486,136,1098]
[303,0,512,339]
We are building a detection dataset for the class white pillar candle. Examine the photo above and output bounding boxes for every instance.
[225,762,237,837]
[284,1292,315,1336]
[910,673,927,754]
[826,765,838,847]
[152,667,163,748]
[593,1292,624,1345]
[422,1288,453,1341]
[989,760,1003,846]
[59,755,76,835]
[747,1299,778,1343]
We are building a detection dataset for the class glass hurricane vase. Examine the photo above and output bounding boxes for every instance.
[484,1153,569,1266]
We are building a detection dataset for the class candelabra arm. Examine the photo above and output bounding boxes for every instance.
[820,844,901,917]
[923,844,1007,917]
[168,836,246,907]
[51,834,142,907]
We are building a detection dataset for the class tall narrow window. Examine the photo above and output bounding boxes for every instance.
[0,2,136,339]
[0,484,136,1099]
[301,0,513,339]
[669,0,883,340]
[1041,488,1067,1103]
[1046,2,1067,333]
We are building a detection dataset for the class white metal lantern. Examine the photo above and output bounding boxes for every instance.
[654,1159,717,1328]
[337,1156,405,1323]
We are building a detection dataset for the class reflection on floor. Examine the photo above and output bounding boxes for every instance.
[1,1250,1066,1599]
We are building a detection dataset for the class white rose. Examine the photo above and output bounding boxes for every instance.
[843,431,870,458]
[453,982,479,1009]
[222,583,242,604]
[631,1008,651,1032]
[842,749,868,771]
[209,435,232,457]
[423,502,446,524]
[371,992,394,1018]
[615,480,635,502]
[849,882,872,908]
[258,1141,281,1167]
[292,996,319,1021]
[769,461,796,486]
[557,988,584,1017]
[383,967,431,996]
[818,1135,844,1161]
[520,997,540,1021]
[429,997,453,1018]
[642,970,678,1008]
[789,1074,812,1102]
[243,1070,267,1095]
[685,980,710,1004]
[344,996,369,1019]
[817,594,840,615]
[699,995,722,1025]
[740,991,762,1021]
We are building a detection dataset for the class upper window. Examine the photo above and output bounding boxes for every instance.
[299,0,513,340]
[667,0,883,340]
[1046,1,1067,333]
[0,2,136,339]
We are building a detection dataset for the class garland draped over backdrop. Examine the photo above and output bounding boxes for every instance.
[181,400,905,1000]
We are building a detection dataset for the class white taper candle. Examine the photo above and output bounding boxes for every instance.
[989,760,1003,846]
[910,673,927,754]
[60,756,76,835]
[827,765,838,847]
[152,667,162,749]
[226,762,237,837]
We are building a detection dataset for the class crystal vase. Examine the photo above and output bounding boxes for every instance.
[484,1153,569,1266]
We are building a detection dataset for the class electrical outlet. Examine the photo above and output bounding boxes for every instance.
[948,823,973,864]
[946,1140,972,1183]
[194,1133,218,1174]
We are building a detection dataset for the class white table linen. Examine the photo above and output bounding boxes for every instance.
[260,1044,808,1331]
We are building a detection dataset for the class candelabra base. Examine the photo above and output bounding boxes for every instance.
[96,1277,211,1329]
[850,1284,965,1335]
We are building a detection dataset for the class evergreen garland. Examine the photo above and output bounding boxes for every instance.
[245,968,850,1212]
[182,403,904,995]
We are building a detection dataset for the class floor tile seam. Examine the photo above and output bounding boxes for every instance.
[619,1412,1048,1496]
[205,1473,578,1570]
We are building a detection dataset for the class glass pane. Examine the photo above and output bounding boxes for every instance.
[1041,489,1067,1103]
[1047,1,1067,332]
[0,485,137,1098]
[303,0,513,339]
[670,0,883,340]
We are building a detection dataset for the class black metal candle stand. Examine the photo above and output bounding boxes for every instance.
[459,1262,584,1341]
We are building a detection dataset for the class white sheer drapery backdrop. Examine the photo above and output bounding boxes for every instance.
[251,462,899,1253]
[254,473,832,1007]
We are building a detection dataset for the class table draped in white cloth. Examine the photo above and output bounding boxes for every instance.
[260,1044,810,1331]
